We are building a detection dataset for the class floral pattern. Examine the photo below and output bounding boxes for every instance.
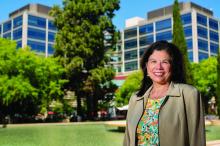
[136,97,165,146]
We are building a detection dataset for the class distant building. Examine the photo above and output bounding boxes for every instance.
[111,2,220,84]
[0,3,56,57]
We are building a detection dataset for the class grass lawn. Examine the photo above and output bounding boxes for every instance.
[206,125,220,141]
[0,123,219,146]
[0,123,124,146]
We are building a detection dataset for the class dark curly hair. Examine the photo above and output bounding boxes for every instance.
[136,40,186,97]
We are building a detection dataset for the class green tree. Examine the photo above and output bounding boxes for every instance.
[217,52,220,116]
[0,38,66,122]
[191,57,217,113]
[50,0,120,119]
[115,71,142,106]
[172,0,193,84]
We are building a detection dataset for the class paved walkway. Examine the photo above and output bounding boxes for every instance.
[207,140,220,146]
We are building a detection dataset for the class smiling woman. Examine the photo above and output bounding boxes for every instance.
[123,40,206,146]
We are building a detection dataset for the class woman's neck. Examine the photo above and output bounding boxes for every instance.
[150,82,170,99]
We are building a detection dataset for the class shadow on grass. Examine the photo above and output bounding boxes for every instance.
[106,127,125,133]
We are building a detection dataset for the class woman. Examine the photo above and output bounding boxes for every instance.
[123,41,205,146]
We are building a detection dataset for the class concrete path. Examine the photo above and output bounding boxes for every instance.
[207,140,220,146]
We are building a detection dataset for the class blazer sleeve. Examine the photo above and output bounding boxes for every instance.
[123,120,130,146]
[123,93,137,146]
[184,88,206,146]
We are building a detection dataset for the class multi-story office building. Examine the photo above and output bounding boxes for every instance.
[0,3,56,57]
[111,2,220,80]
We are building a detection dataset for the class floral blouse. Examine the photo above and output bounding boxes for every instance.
[136,97,166,146]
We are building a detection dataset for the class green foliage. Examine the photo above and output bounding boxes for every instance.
[217,53,220,116]
[115,71,143,106]
[50,0,120,117]
[191,57,217,95]
[172,0,193,84]
[0,38,67,117]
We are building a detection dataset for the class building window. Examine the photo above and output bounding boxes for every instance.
[197,13,207,26]
[209,18,218,30]
[139,23,153,35]
[28,27,46,40]
[139,48,147,57]
[48,44,55,54]
[198,51,208,61]
[186,38,192,49]
[197,26,207,39]
[210,43,219,54]
[3,32,11,39]
[13,28,22,40]
[139,35,153,47]
[3,20,11,33]
[188,51,193,62]
[48,20,57,31]
[48,32,55,42]
[184,26,192,37]
[124,50,137,60]
[28,15,46,28]
[210,30,219,42]
[16,41,22,48]
[124,28,137,39]
[0,25,2,34]
[198,39,208,51]
[156,31,172,41]
[27,40,45,53]
[13,15,23,28]
[125,61,137,71]
[181,13,191,25]
[125,39,137,50]
[156,18,171,31]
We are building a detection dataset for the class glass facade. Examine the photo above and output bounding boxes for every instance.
[13,28,22,40]
[125,50,137,60]
[210,30,219,42]
[181,13,192,25]
[139,35,154,46]
[198,51,208,61]
[139,48,147,57]
[197,26,207,38]
[27,40,45,53]
[197,13,207,26]
[13,15,23,28]
[156,31,172,41]
[28,15,46,28]
[3,21,11,33]
[48,32,55,42]
[16,41,22,48]
[139,23,153,35]
[186,38,193,49]
[210,43,219,54]
[48,44,54,54]
[28,27,46,40]
[125,61,138,71]
[209,18,218,30]
[184,26,192,37]
[3,32,11,39]
[125,39,137,50]
[156,18,171,31]
[48,20,57,31]
[124,28,137,39]
[198,39,208,51]
[188,51,193,62]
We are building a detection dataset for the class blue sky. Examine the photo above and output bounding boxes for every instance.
[1,0,220,30]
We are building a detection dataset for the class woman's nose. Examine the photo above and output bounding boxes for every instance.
[155,62,163,69]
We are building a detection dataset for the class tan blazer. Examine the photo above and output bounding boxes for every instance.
[123,82,206,146]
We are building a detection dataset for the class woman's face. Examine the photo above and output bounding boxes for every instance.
[146,50,172,85]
